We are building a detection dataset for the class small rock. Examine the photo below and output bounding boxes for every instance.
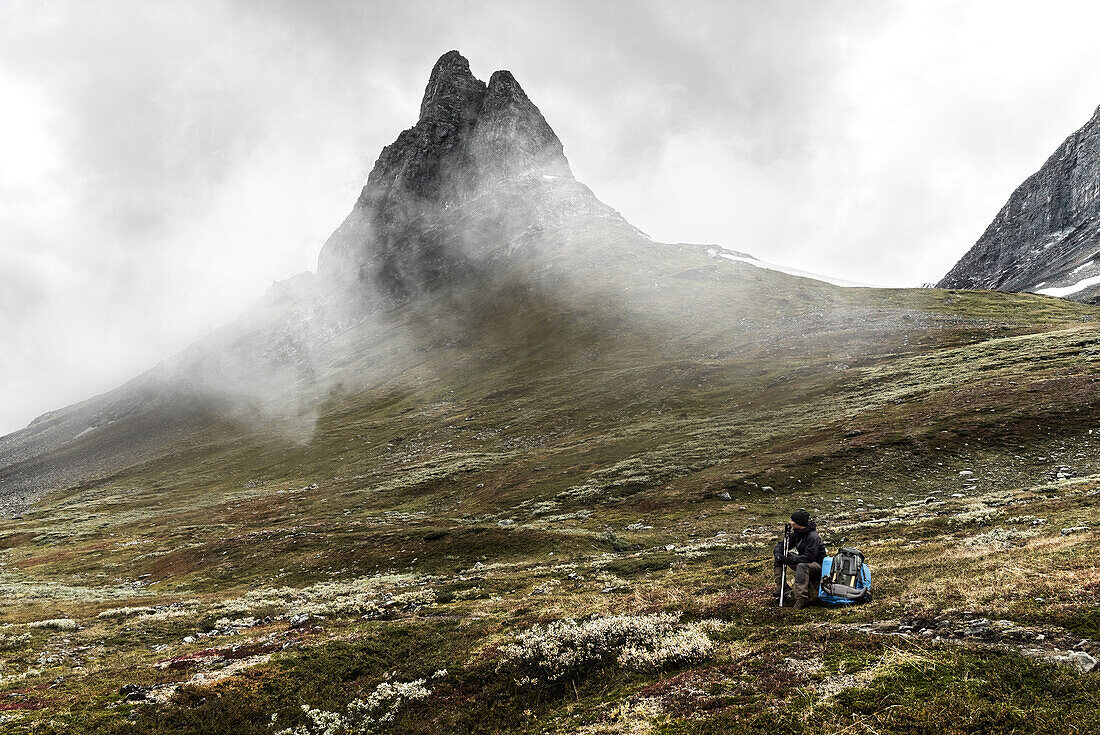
[119,684,147,702]
[497,519,515,527]
[965,618,992,635]
[289,614,324,629]
[1063,651,1097,673]
[182,636,195,644]
[1061,526,1090,536]
[761,486,774,493]
[715,491,732,501]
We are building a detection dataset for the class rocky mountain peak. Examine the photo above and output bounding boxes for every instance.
[937,105,1100,302]
[472,70,571,181]
[316,51,627,294]
[418,50,486,124]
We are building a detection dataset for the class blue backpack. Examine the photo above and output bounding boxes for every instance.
[818,547,872,605]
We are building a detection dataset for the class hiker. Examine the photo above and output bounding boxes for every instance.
[773,508,827,609]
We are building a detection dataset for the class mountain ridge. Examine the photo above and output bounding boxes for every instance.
[938,105,1100,302]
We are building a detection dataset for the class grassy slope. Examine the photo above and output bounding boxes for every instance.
[1,240,1099,733]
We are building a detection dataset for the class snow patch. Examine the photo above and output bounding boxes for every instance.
[1036,275,1100,297]
[73,426,97,440]
[706,247,872,288]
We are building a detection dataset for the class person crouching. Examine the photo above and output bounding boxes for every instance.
[773,508,827,609]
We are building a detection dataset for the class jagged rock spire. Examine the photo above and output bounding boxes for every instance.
[470,70,570,181]
[318,50,629,292]
[418,50,486,122]
[362,50,570,204]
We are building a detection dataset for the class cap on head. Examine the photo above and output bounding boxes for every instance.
[790,509,810,526]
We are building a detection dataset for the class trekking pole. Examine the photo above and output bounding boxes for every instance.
[779,522,790,608]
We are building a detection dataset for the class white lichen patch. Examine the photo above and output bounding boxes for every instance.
[962,528,1037,549]
[96,606,156,619]
[274,676,437,735]
[499,612,717,684]
[0,573,144,604]
[27,618,78,631]
[218,574,437,619]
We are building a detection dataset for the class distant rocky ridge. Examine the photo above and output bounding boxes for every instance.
[938,106,1100,303]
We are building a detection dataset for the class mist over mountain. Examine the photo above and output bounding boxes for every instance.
[0,51,700,514]
[939,106,1100,302]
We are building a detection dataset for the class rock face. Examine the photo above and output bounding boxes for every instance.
[317,51,633,301]
[938,106,1100,302]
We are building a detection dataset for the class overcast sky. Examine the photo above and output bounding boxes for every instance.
[3,0,1100,435]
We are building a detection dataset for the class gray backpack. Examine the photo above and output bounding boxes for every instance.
[818,547,872,605]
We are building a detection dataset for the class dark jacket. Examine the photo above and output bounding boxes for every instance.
[773,521,827,566]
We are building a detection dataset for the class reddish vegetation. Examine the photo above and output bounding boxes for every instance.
[0,687,49,712]
[154,641,282,670]
[0,701,46,711]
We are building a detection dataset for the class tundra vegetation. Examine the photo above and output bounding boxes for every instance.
[1,273,1099,734]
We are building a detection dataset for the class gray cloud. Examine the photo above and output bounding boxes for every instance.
[3,0,1100,434]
